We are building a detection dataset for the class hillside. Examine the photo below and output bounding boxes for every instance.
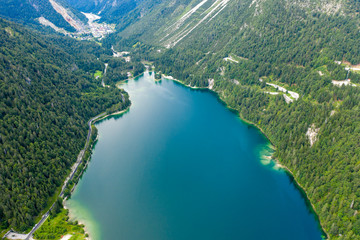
[0,0,88,32]
[101,0,360,238]
[1,0,360,238]
[0,18,130,232]
[0,0,119,40]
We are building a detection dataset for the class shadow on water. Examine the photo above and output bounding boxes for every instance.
[258,144,327,239]
[116,72,144,88]
[95,109,131,125]
[258,143,327,239]
[167,75,327,239]
[69,71,326,240]
[283,171,328,239]
[70,109,132,192]
[169,77,241,115]
[159,74,327,239]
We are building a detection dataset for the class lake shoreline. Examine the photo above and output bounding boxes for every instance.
[161,73,328,239]
[65,71,327,240]
[17,105,129,240]
[63,104,131,240]
[92,107,130,124]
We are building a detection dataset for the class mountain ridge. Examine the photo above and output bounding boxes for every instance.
[0,17,129,231]
[1,0,360,238]
[0,0,88,31]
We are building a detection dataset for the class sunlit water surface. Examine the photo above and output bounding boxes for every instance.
[66,72,324,240]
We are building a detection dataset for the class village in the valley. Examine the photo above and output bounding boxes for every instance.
[37,0,115,41]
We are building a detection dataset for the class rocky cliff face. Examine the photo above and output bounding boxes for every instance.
[0,0,87,32]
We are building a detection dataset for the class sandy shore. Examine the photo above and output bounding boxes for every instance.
[63,204,91,240]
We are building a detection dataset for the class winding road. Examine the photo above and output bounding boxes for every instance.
[3,113,106,240]
[4,62,129,240]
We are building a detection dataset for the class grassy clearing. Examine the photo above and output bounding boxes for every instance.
[0,227,10,238]
[315,65,330,76]
[94,70,103,79]
[34,209,87,240]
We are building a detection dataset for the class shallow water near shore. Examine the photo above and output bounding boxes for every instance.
[66,71,324,240]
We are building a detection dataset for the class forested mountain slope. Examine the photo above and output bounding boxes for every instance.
[1,0,360,238]
[0,0,88,32]
[0,18,129,231]
[100,0,360,238]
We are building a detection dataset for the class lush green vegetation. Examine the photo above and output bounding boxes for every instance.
[34,207,87,240]
[94,70,103,79]
[2,0,360,238]
[63,123,99,200]
[0,18,130,232]
[102,57,144,85]
[0,0,87,32]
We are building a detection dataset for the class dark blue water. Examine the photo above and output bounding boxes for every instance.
[66,71,324,240]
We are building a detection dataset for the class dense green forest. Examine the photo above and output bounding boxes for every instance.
[102,57,145,84]
[2,0,360,238]
[0,18,130,232]
[0,0,87,32]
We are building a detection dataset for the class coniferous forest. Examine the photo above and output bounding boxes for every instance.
[0,18,130,231]
[1,0,360,239]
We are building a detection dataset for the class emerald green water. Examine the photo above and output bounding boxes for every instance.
[66,71,324,240]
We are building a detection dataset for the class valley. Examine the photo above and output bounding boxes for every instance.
[1,0,360,239]
[38,11,115,40]
[66,72,325,240]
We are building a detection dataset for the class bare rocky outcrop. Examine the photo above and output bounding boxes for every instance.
[223,56,239,63]
[208,78,215,89]
[283,94,293,103]
[37,3,115,40]
[232,79,239,85]
[162,0,231,48]
[332,79,357,87]
[285,0,344,15]
[48,0,86,31]
[306,124,320,147]
[37,17,69,35]
[264,91,279,95]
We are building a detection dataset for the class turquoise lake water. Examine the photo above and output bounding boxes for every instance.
[66,71,324,240]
